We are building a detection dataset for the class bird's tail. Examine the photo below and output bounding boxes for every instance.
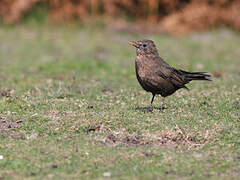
[179,70,212,81]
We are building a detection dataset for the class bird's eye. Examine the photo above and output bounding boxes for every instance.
[143,44,147,47]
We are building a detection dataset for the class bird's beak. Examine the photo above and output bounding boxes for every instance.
[128,41,139,48]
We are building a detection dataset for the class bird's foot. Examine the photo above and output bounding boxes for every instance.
[143,106,153,113]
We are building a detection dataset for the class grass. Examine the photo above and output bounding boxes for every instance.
[0,24,239,179]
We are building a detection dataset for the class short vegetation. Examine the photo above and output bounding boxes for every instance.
[0,25,239,179]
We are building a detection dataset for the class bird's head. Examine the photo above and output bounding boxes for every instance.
[128,39,158,56]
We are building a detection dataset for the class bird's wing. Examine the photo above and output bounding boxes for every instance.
[153,56,188,89]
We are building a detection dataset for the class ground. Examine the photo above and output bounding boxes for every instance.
[0,24,239,179]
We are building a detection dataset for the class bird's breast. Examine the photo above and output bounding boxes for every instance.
[135,55,152,79]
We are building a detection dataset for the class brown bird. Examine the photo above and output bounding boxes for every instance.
[129,39,211,111]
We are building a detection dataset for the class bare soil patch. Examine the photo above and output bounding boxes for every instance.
[91,124,212,148]
[0,117,22,136]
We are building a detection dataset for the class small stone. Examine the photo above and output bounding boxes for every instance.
[52,163,58,168]
[26,133,38,140]
[103,172,111,177]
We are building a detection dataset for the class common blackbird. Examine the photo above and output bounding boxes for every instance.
[129,39,211,111]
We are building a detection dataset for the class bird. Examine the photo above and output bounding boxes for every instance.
[128,39,211,112]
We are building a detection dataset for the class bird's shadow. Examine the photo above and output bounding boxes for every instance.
[135,106,167,113]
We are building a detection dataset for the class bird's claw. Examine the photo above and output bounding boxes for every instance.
[143,106,153,113]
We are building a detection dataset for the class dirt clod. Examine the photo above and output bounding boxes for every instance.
[0,118,20,130]
[165,170,177,175]
[0,89,11,97]
[107,134,117,143]
[30,172,37,176]
[87,104,94,109]
[51,163,58,168]
[0,117,21,137]
[102,88,113,93]
[122,135,141,145]
[142,151,154,157]
[105,133,151,146]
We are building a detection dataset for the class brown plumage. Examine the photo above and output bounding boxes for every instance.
[129,39,211,111]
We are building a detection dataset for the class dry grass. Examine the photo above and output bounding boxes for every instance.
[0,0,240,34]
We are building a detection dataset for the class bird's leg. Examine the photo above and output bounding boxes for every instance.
[148,94,155,112]
[161,96,165,110]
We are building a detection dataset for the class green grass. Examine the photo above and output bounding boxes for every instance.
[0,25,239,179]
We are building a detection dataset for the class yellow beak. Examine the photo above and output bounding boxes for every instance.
[128,41,138,48]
